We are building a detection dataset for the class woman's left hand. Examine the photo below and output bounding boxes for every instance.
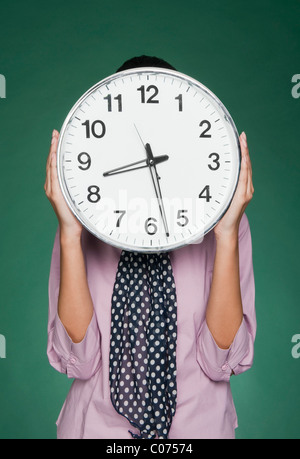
[213,132,254,242]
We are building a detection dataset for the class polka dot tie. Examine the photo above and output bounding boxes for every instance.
[109,250,178,439]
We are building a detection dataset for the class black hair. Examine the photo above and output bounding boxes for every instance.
[116,55,176,72]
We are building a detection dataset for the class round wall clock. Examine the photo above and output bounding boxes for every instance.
[57,67,241,253]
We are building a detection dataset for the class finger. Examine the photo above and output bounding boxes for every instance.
[247,176,254,197]
[241,132,254,196]
[247,159,254,195]
[240,131,252,176]
[240,132,248,159]
[240,132,254,193]
[45,131,55,195]
[48,130,60,190]
[45,130,58,195]
[247,163,254,196]
[50,134,60,196]
[46,130,58,169]
[237,142,248,192]
[46,130,58,168]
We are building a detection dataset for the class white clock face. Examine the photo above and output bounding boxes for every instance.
[57,67,241,253]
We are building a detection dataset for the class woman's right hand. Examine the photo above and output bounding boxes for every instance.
[44,129,83,240]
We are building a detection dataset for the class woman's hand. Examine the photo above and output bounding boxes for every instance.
[44,129,83,240]
[213,132,254,242]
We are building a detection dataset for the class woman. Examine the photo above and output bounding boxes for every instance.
[45,56,256,439]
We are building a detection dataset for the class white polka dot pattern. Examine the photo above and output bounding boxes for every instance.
[109,250,178,439]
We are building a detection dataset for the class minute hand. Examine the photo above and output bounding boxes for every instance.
[103,155,169,177]
[145,143,170,238]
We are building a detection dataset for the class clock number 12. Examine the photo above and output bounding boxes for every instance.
[137,85,159,104]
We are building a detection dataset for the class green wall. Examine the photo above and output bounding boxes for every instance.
[0,0,299,439]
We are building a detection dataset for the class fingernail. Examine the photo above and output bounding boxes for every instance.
[242,132,247,147]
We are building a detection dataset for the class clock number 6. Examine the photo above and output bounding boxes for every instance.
[145,217,158,235]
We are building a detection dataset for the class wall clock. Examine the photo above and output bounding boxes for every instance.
[57,67,241,253]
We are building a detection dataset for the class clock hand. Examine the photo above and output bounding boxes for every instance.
[145,143,170,238]
[103,155,169,177]
[133,124,170,238]
[133,123,146,149]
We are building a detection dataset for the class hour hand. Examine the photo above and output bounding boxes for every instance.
[103,155,169,177]
[145,143,170,238]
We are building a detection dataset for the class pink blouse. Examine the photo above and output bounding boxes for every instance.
[47,212,256,439]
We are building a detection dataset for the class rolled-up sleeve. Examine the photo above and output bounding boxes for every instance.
[46,228,102,380]
[196,213,256,382]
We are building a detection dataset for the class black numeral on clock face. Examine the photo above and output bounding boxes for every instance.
[82,120,106,138]
[77,152,91,170]
[175,94,183,111]
[145,217,158,234]
[199,120,211,138]
[177,209,188,226]
[114,210,126,227]
[199,185,212,202]
[104,94,122,112]
[87,185,101,203]
[208,152,220,170]
[137,85,159,104]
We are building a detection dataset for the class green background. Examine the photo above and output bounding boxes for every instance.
[0,0,299,439]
